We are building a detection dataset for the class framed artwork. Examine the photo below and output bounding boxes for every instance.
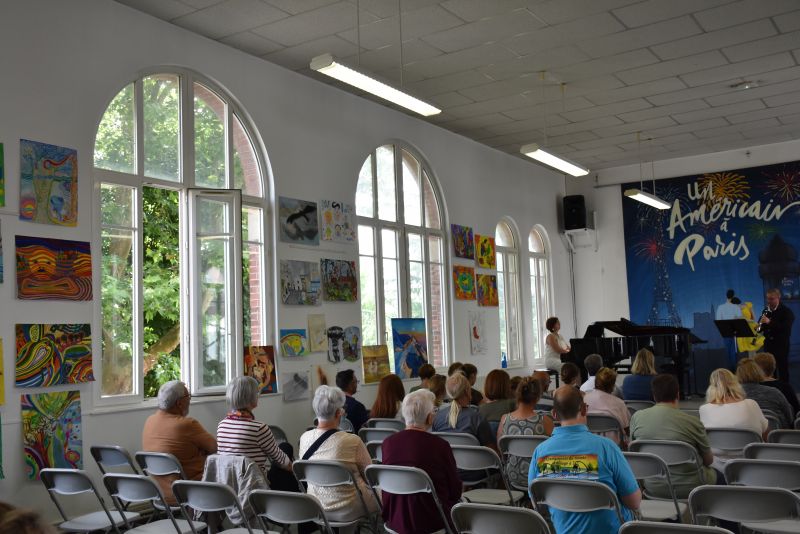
[469,310,487,355]
[280,260,321,305]
[477,274,499,306]
[278,196,319,245]
[453,265,476,300]
[279,329,308,357]
[15,324,93,387]
[244,346,277,394]
[321,258,358,302]
[307,314,327,352]
[19,139,78,226]
[451,224,474,259]
[22,390,82,480]
[343,326,361,362]
[391,318,428,379]
[475,234,496,269]
[320,200,356,243]
[282,371,310,402]
[16,235,92,301]
[362,345,391,384]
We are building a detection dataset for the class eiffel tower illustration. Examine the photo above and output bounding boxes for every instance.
[647,228,682,327]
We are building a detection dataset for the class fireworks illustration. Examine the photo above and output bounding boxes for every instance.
[634,237,667,260]
[697,172,750,206]
[764,167,800,202]
[745,221,777,243]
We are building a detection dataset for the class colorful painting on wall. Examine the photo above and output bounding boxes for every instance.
[327,326,344,363]
[16,236,92,301]
[279,329,308,357]
[15,324,94,387]
[362,345,391,384]
[320,200,356,243]
[477,274,499,307]
[282,371,310,402]
[469,310,487,355]
[0,142,4,207]
[22,390,82,480]
[244,346,277,395]
[343,326,361,362]
[278,196,319,245]
[280,260,321,305]
[475,235,496,269]
[321,258,358,301]
[391,318,428,379]
[307,314,327,352]
[451,224,474,259]
[19,139,78,226]
[453,265,476,300]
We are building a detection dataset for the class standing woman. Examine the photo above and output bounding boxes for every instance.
[544,317,571,372]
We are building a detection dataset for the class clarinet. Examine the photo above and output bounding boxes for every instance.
[756,307,772,333]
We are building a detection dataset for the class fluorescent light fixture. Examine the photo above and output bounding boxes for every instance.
[310,53,441,117]
[519,143,589,177]
[624,188,670,210]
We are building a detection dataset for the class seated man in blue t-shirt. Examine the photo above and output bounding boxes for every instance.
[529,386,641,534]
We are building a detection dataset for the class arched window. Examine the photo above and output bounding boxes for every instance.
[496,221,522,367]
[529,226,552,360]
[94,70,267,402]
[356,145,448,368]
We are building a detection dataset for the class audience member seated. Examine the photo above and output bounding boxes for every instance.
[532,370,553,401]
[509,375,523,396]
[428,374,446,408]
[581,353,623,398]
[544,316,570,372]
[700,368,768,471]
[622,348,656,401]
[0,501,55,534]
[217,376,292,474]
[432,373,495,449]
[630,374,719,498]
[448,361,465,376]
[299,386,378,525]
[371,374,406,419]
[462,363,484,406]
[381,390,462,534]
[529,386,641,534]
[736,358,793,428]
[410,363,436,393]
[753,352,799,419]
[583,368,630,446]
[497,377,553,489]
[478,369,516,426]
[560,362,582,389]
[336,369,369,433]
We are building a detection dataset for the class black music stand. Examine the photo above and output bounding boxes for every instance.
[714,319,754,339]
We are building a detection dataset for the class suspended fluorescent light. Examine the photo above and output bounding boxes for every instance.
[310,53,441,117]
[624,188,670,210]
[519,143,589,177]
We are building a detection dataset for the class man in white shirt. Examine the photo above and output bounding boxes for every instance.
[715,289,743,369]
[581,353,624,398]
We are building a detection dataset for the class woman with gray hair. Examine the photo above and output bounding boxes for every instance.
[380,390,461,533]
[431,373,495,450]
[298,385,378,527]
[216,376,291,473]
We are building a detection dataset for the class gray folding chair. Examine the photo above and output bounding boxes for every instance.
[249,489,333,534]
[766,414,782,433]
[706,428,762,456]
[433,432,480,446]
[269,425,288,444]
[619,520,734,534]
[450,502,551,534]
[681,409,701,419]
[103,473,200,533]
[364,418,405,431]
[135,451,188,479]
[172,480,264,534]
[364,464,454,534]
[358,427,397,443]
[40,468,139,534]
[724,459,800,491]
[530,478,625,525]
[629,440,709,498]
[497,435,549,491]
[795,417,800,430]
[450,445,524,506]
[624,452,685,522]
[366,441,383,463]
[768,429,800,445]
[744,443,800,462]
[689,485,800,533]
[626,400,655,413]
[91,445,140,475]
[587,413,626,446]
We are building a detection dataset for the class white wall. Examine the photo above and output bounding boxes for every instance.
[0,0,573,515]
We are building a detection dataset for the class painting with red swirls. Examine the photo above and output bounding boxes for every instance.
[15,324,94,387]
[15,235,92,300]
[22,390,82,480]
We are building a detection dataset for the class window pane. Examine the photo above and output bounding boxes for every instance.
[358,225,374,256]
[382,228,398,259]
[359,256,378,346]
[496,251,504,271]
[496,222,514,248]
[143,74,180,181]
[242,205,262,243]
[198,197,229,234]
[529,229,545,253]
[428,260,445,367]
[530,257,542,360]
[507,254,520,362]
[194,83,226,188]
[101,183,134,227]
[200,237,231,388]
[402,150,421,227]
[232,114,262,197]
[423,171,440,229]
[498,268,507,360]
[356,154,374,217]
[409,261,425,318]
[408,232,422,262]
[428,235,442,263]
[243,206,264,347]
[383,258,400,344]
[376,145,396,222]
[95,84,135,173]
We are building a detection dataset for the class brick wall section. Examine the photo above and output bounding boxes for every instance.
[429,262,444,367]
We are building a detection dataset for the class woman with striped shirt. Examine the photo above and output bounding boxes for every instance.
[217,376,292,473]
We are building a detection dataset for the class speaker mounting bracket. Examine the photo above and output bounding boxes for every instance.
[564,212,598,252]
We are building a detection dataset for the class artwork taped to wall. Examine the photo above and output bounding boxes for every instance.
[320,199,356,243]
[343,326,361,362]
[362,345,391,384]
[244,345,277,395]
[477,274,499,307]
[321,258,358,301]
[22,390,82,480]
[327,326,344,364]
[451,224,474,259]
[469,310,487,355]
[278,196,319,245]
[307,314,327,352]
[15,324,94,387]
[453,265,476,300]
[16,235,92,301]
[279,329,308,357]
[0,143,4,207]
[280,259,321,305]
[282,371,310,402]
[475,234,496,269]
[19,139,78,226]
[391,318,428,379]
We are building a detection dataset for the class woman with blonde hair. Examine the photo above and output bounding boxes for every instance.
[427,374,447,408]
[431,373,494,449]
[622,348,657,401]
[736,358,793,428]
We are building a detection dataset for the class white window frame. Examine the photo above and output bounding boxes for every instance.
[528,225,553,363]
[496,219,523,368]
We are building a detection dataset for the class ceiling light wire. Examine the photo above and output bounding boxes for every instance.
[540,71,547,147]
[356,0,361,67]
[398,0,404,87]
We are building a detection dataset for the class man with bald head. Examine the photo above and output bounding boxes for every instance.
[529,386,641,533]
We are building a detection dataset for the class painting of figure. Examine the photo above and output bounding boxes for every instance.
[22,390,82,480]
[477,274,499,307]
[320,200,356,243]
[343,326,361,362]
[475,234,496,269]
[321,258,358,302]
[469,310,487,355]
[19,139,78,226]
[16,236,92,301]
[280,260,321,305]
[327,326,345,363]
[278,197,319,245]
[453,265,476,300]
[451,224,474,259]
[362,345,391,384]
[15,324,94,387]
[244,346,277,394]
[391,318,428,379]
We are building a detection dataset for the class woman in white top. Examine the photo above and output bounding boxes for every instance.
[583,367,630,446]
[544,316,570,372]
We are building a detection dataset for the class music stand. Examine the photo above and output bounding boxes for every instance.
[714,319,754,339]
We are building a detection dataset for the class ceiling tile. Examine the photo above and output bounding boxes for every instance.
[427,91,474,107]
[264,34,358,70]
[571,132,643,151]
[567,145,626,159]
[551,48,660,82]
[671,99,764,123]
[501,96,596,120]
[405,69,494,95]
[440,0,531,22]
[616,50,729,85]
[649,19,776,60]
[252,2,375,47]
[585,77,687,105]
[576,16,702,59]
[265,0,340,15]
[443,113,516,130]
[358,0,444,18]
[644,117,730,138]
[402,43,517,78]
[172,0,289,39]
[342,40,444,74]
[529,0,641,25]
[591,116,677,137]
[726,101,800,123]
[548,115,627,137]
[779,111,800,124]
[504,12,625,56]
[421,9,545,53]
[693,117,782,138]
[774,9,800,32]
[722,30,800,63]
[457,80,531,102]
[446,93,533,118]
[680,52,795,86]
[477,46,591,81]
[705,78,800,106]
[180,0,223,8]
[741,121,800,139]
[617,132,699,150]
[561,98,652,122]
[116,0,195,19]
[694,0,799,31]
[616,99,710,123]
[220,31,284,55]
[611,0,733,28]
[646,82,740,106]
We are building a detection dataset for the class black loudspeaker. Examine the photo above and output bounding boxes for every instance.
[563,195,586,230]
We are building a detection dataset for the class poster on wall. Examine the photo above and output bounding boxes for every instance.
[22,390,82,480]
[307,314,327,352]
[279,259,321,305]
[475,235,496,269]
[453,265,476,300]
[451,224,474,259]
[621,161,800,385]
[391,318,428,379]
[477,274,499,307]
[278,196,319,245]
[19,139,78,226]
[321,258,358,301]
[320,200,356,243]
[15,324,94,387]
[327,326,344,363]
[362,345,391,384]
[16,236,92,301]
[343,326,361,361]
[279,329,309,357]
[244,345,277,395]
[469,310,487,355]
[282,371,310,402]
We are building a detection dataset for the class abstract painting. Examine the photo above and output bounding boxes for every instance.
[15,324,94,387]
[16,235,92,301]
[453,265,476,300]
[22,390,82,480]
[451,224,474,259]
[0,143,4,207]
[321,258,358,302]
[343,326,361,362]
[477,274,499,307]
[391,318,428,379]
[244,346,277,395]
[327,326,344,363]
[469,310,487,355]
[19,139,78,226]
[279,329,308,357]
[282,371,310,402]
[320,200,356,243]
[278,196,319,245]
[307,314,327,352]
[280,260,320,305]
[362,345,391,384]
[475,235,496,269]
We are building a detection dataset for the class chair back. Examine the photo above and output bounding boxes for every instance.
[90,445,139,475]
[768,429,800,445]
[365,441,383,462]
[40,468,122,532]
[706,427,762,452]
[270,425,288,444]
[358,427,397,443]
[765,414,781,433]
[724,459,800,491]
[249,489,334,534]
[530,478,624,525]
[293,460,353,488]
[795,416,800,430]
[450,502,551,534]
[619,520,735,534]
[689,485,800,525]
[173,480,254,534]
[629,440,703,470]
[135,451,187,478]
[744,442,800,461]
[364,418,405,431]
[498,435,548,459]
[623,451,681,518]
[432,432,480,446]
[103,472,183,532]
[625,400,655,413]
[586,413,625,443]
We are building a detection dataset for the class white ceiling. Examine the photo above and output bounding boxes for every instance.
[116,0,800,170]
